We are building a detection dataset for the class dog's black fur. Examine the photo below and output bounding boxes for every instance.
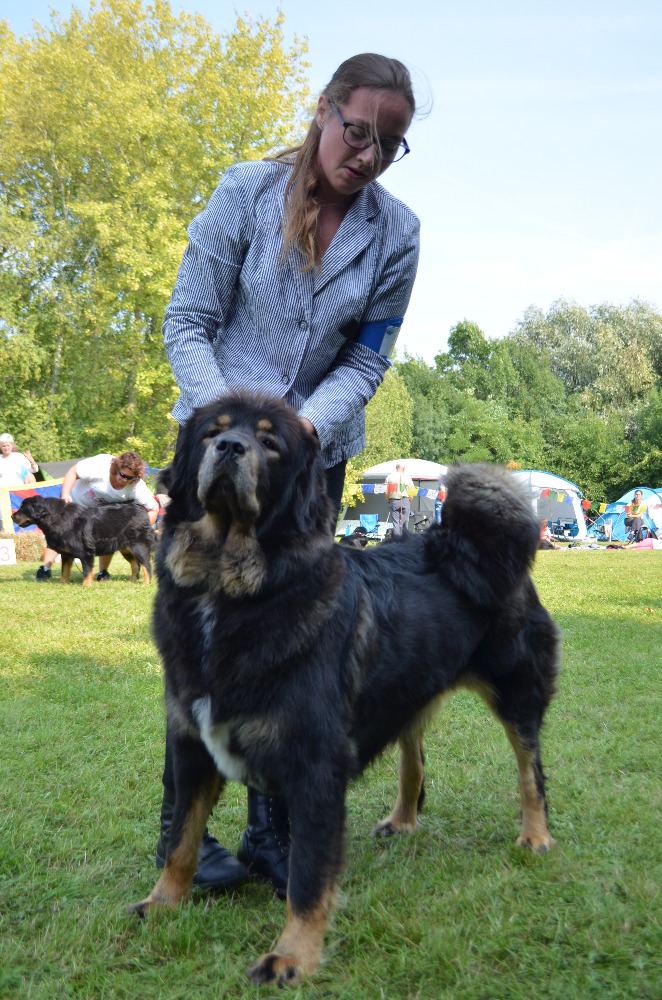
[130,391,560,984]
[12,496,154,584]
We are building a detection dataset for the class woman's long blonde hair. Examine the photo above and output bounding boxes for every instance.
[270,53,416,272]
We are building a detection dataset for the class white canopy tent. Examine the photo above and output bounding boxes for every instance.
[512,469,588,540]
[338,458,447,536]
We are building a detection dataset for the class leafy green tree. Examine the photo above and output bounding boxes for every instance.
[540,402,631,502]
[513,298,656,409]
[0,0,309,462]
[354,367,413,470]
[629,389,662,488]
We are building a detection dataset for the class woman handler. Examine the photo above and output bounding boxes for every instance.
[157,52,421,895]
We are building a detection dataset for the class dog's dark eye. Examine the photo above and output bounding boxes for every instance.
[203,427,223,440]
[259,435,280,454]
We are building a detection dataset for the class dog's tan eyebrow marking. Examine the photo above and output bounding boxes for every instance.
[256,419,273,432]
[215,414,233,429]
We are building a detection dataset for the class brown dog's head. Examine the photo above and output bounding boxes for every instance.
[162,392,335,541]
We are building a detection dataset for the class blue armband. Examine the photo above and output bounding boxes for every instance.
[356,318,404,359]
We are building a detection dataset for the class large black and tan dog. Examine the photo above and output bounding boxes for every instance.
[12,496,154,584]
[130,391,559,984]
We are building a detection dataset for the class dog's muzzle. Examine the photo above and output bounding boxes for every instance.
[197,431,262,520]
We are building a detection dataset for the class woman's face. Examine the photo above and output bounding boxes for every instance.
[316,87,412,204]
[0,441,14,457]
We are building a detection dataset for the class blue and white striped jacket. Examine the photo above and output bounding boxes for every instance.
[163,160,420,467]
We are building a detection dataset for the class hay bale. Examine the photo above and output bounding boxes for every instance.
[0,531,45,562]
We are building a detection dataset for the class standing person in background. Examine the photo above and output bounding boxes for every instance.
[35,451,158,581]
[0,433,37,487]
[0,433,37,531]
[434,478,446,525]
[385,462,415,536]
[158,52,422,897]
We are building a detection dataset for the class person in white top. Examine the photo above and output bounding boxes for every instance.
[35,451,159,581]
[0,433,38,531]
[385,462,415,536]
[0,432,37,486]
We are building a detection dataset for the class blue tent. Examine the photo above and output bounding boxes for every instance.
[587,487,662,542]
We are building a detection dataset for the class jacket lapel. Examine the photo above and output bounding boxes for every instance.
[313,185,381,295]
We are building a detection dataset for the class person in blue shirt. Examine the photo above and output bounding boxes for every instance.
[157,52,422,896]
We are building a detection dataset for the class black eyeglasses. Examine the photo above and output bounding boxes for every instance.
[117,469,138,482]
[331,105,410,163]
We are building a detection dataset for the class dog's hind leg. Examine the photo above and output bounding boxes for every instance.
[132,545,152,584]
[372,716,426,837]
[471,678,555,853]
[60,556,73,584]
[81,552,95,586]
[129,744,223,914]
[502,722,555,852]
[120,548,140,582]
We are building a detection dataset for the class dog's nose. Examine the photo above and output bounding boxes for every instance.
[215,433,248,457]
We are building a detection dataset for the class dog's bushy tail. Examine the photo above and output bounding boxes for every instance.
[424,463,539,609]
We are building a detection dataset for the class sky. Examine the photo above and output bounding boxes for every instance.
[3,0,661,362]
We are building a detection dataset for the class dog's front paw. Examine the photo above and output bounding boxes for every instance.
[128,875,190,916]
[248,952,301,985]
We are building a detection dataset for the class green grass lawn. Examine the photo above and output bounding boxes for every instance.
[1,551,661,999]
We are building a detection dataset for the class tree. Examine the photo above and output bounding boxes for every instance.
[0,1,309,462]
[629,389,662,488]
[341,367,413,509]
[513,298,656,409]
[353,367,413,470]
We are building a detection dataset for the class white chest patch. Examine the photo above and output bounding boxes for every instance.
[191,696,249,785]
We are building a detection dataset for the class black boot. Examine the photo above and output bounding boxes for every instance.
[237,788,290,899]
[155,786,248,890]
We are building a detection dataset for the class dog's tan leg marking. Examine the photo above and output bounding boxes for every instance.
[128,783,218,915]
[82,570,95,586]
[141,563,151,584]
[61,558,72,584]
[373,723,425,837]
[464,680,554,852]
[248,886,336,985]
[128,555,139,581]
[503,723,555,852]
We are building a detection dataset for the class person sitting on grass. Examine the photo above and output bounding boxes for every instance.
[35,451,158,581]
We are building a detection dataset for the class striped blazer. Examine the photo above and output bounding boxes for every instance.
[163,160,420,467]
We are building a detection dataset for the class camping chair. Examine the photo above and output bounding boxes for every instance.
[358,513,380,538]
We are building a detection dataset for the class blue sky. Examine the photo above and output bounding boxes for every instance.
[3,0,661,361]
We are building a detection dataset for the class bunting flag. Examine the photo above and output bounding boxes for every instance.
[0,480,64,533]
[357,483,662,509]
[360,484,444,499]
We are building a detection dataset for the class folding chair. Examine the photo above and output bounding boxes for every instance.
[358,513,380,538]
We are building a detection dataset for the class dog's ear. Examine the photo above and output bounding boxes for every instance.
[156,465,173,494]
[163,421,204,519]
[289,431,335,536]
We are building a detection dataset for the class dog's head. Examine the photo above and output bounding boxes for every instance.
[163,391,335,542]
[11,495,53,528]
